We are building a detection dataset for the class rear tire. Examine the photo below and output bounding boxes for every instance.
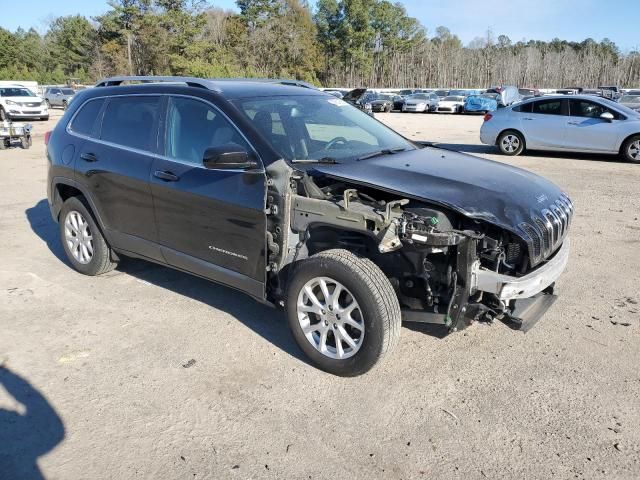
[621,135,640,164]
[59,196,118,276]
[286,249,401,376]
[498,130,525,156]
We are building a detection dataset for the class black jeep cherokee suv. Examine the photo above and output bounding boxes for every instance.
[47,76,573,376]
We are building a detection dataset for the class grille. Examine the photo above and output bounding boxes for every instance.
[21,101,42,107]
[519,193,573,266]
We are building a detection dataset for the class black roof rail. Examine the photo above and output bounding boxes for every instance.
[94,76,222,92]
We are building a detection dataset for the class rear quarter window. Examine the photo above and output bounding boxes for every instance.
[69,98,105,137]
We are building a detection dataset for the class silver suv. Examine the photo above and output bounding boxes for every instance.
[44,87,76,110]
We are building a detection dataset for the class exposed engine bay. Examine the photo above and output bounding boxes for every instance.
[265,160,565,333]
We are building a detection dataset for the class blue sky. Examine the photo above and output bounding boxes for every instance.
[1,0,638,51]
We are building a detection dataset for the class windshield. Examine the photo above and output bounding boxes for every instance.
[620,95,640,103]
[0,87,35,97]
[372,94,393,100]
[408,94,428,100]
[61,88,75,95]
[599,97,640,117]
[233,95,415,163]
[398,90,413,96]
[443,96,464,102]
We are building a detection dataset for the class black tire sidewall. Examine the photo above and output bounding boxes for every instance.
[498,130,525,156]
[286,255,390,376]
[59,197,111,276]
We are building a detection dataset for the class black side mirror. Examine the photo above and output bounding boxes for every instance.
[203,144,258,170]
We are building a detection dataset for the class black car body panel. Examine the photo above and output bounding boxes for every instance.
[306,147,564,237]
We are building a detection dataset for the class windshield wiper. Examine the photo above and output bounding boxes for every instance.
[357,147,407,161]
[291,157,339,164]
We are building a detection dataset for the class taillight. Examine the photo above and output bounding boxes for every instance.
[483,113,493,122]
[44,130,52,145]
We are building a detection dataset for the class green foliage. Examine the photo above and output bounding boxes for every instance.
[0,0,637,88]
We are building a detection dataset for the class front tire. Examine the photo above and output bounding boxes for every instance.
[59,196,118,276]
[286,249,401,376]
[498,130,525,156]
[621,135,640,164]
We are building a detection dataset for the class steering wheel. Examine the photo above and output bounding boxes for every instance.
[324,137,348,151]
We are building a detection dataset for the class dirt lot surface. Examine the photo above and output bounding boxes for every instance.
[1,109,639,479]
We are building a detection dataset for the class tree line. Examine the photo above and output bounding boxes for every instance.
[1,0,639,88]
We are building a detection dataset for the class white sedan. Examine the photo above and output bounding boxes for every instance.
[436,96,465,113]
[480,95,640,163]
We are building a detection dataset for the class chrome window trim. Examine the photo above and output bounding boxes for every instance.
[65,92,264,173]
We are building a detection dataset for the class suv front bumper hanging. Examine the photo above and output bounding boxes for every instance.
[472,238,570,301]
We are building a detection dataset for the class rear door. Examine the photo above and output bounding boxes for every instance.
[520,98,568,149]
[74,94,162,260]
[565,99,622,152]
[150,95,267,296]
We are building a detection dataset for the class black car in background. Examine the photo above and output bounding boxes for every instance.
[341,88,374,116]
[46,76,572,376]
[368,93,394,112]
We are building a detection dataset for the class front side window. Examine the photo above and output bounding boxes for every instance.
[234,95,415,162]
[532,99,564,116]
[569,99,619,119]
[69,98,105,137]
[100,96,160,151]
[165,96,251,165]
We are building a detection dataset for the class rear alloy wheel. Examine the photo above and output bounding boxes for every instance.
[622,135,640,164]
[286,249,401,376]
[59,196,118,276]
[498,130,525,156]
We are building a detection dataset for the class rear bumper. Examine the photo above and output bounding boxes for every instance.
[472,238,570,300]
[479,127,498,146]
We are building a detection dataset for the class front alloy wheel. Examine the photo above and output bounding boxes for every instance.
[297,277,364,360]
[622,135,640,163]
[286,249,401,376]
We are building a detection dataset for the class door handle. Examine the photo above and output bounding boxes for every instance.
[154,170,179,182]
[523,117,535,121]
[80,152,98,162]
[567,121,580,125]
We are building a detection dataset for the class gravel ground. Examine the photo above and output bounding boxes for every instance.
[1,110,639,479]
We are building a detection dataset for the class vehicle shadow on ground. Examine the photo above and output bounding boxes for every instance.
[25,199,68,265]
[0,366,65,480]
[116,257,314,364]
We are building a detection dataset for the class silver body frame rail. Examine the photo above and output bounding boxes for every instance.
[472,238,570,300]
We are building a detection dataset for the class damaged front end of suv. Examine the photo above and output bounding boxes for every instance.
[263,150,572,336]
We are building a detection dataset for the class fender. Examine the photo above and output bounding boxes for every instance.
[50,176,114,244]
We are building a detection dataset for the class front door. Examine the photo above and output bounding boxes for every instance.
[150,96,267,295]
[565,99,622,152]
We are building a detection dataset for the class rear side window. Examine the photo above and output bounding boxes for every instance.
[513,102,532,113]
[69,98,105,137]
[532,99,564,115]
[101,96,160,151]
